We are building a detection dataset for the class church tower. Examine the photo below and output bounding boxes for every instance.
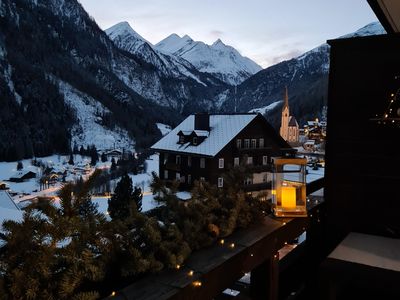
[280,87,290,141]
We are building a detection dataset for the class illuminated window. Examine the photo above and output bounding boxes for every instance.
[164,170,168,179]
[247,156,253,165]
[234,157,239,166]
[251,139,256,148]
[262,156,268,165]
[236,139,242,148]
[176,172,180,180]
[179,135,185,144]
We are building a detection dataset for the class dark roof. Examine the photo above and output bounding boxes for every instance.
[288,116,298,127]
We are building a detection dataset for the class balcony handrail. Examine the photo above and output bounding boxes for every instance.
[106,178,325,300]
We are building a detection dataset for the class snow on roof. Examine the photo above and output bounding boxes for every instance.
[0,191,19,210]
[151,114,258,157]
[0,191,23,225]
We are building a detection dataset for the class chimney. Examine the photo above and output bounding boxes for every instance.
[194,113,210,131]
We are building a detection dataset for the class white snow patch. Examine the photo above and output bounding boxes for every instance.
[156,123,172,136]
[57,80,135,151]
[249,101,282,114]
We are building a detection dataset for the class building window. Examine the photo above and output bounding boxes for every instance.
[251,139,256,148]
[200,177,205,181]
[193,137,198,145]
[244,139,250,148]
[179,135,185,144]
[247,156,253,165]
[262,156,268,165]
[218,177,224,188]
[188,174,192,184]
[234,157,239,166]
[200,158,205,168]
[259,138,264,148]
[180,175,185,183]
[176,155,181,165]
[176,172,180,180]
[164,170,168,179]
[188,156,192,167]
[163,153,168,164]
[219,158,224,169]
[236,139,242,149]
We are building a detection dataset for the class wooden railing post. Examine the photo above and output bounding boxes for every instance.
[250,254,279,300]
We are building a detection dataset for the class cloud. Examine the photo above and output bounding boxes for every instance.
[209,29,224,40]
[270,49,304,65]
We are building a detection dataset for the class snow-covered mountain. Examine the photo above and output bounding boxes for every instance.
[155,34,262,85]
[106,22,216,85]
[219,22,386,127]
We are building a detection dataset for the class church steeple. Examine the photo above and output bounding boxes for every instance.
[283,86,289,111]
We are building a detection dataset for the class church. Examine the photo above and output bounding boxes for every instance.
[279,87,299,143]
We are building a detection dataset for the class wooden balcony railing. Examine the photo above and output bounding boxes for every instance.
[106,178,325,300]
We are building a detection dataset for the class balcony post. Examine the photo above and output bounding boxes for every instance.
[250,255,279,300]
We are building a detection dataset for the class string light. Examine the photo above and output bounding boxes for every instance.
[193,281,202,287]
[250,253,254,257]
[219,239,225,245]
[229,243,235,249]
[110,291,116,297]
[188,270,194,276]
[175,264,181,270]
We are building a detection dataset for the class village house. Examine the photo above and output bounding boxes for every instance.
[151,113,293,197]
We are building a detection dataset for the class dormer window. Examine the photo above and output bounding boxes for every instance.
[193,137,198,145]
[179,135,185,144]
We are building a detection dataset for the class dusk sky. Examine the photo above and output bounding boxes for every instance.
[79,0,378,68]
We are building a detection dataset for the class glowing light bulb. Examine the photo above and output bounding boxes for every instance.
[188,270,194,276]
[219,239,225,245]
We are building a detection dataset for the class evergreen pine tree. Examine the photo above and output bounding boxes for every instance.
[79,146,85,156]
[68,153,74,165]
[133,186,143,212]
[108,173,136,220]
[90,145,99,166]
[16,161,23,170]
[110,158,117,171]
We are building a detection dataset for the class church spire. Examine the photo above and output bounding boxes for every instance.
[283,86,289,110]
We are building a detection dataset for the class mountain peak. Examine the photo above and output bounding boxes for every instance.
[106,21,135,35]
[182,34,193,42]
[212,38,225,47]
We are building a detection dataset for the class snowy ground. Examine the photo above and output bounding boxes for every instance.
[0,154,110,205]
